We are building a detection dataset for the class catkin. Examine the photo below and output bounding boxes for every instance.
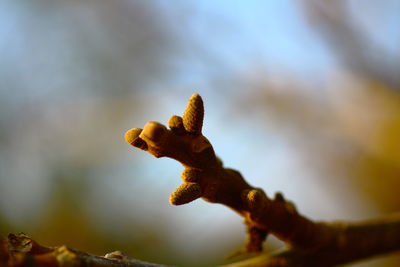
[169,182,202,205]
[182,94,204,135]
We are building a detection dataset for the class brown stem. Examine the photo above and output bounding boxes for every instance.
[3,94,399,267]
[124,93,400,264]
[124,94,332,251]
[224,213,400,266]
[2,233,166,267]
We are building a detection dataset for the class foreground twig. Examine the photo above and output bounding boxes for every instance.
[1,233,165,267]
[125,93,400,266]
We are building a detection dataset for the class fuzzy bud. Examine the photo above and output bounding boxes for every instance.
[247,189,264,210]
[169,182,202,205]
[125,128,148,150]
[182,94,204,135]
[181,168,202,182]
[125,128,142,145]
[168,115,185,134]
[140,121,167,144]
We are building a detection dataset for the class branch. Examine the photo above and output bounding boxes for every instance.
[125,93,400,266]
[225,213,400,266]
[1,233,166,267]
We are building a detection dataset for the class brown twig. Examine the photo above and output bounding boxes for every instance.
[224,212,400,266]
[124,94,328,251]
[1,233,166,267]
[125,93,400,266]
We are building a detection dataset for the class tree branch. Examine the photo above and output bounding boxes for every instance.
[225,212,400,266]
[1,233,165,267]
[124,93,400,266]
[2,94,399,266]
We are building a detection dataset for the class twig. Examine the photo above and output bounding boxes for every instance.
[1,233,166,267]
[224,213,400,266]
[125,94,400,266]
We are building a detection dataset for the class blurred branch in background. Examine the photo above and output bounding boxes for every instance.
[0,0,198,265]
[225,0,400,218]
[301,0,400,90]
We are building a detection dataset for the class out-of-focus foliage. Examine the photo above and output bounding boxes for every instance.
[0,1,399,266]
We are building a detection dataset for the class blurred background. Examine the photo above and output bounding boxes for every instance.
[1,0,400,266]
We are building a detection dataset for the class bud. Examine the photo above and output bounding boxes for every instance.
[181,168,201,182]
[125,128,148,150]
[141,121,167,143]
[169,182,202,205]
[124,128,142,145]
[247,189,264,210]
[168,115,185,134]
[182,94,204,135]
